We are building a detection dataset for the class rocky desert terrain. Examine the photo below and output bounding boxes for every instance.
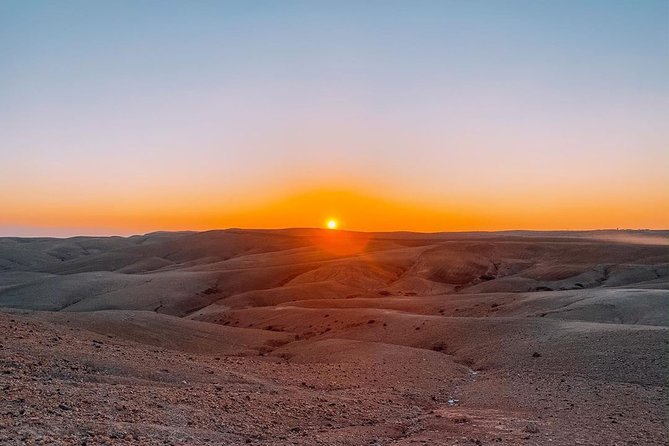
[0,229,667,445]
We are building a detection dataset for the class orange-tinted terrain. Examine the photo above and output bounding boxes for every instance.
[0,229,667,445]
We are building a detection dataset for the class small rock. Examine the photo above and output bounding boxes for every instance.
[524,423,540,433]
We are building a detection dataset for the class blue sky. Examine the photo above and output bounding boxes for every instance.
[1,1,668,235]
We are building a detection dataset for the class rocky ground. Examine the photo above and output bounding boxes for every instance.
[1,229,667,445]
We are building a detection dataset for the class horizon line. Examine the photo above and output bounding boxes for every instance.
[1,226,667,240]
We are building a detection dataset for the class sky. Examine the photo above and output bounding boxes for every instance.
[1,0,668,236]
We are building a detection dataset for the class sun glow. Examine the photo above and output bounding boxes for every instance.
[326,219,338,230]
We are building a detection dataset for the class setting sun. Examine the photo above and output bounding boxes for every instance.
[326,219,338,230]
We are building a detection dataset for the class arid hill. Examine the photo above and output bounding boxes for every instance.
[1,229,667,445]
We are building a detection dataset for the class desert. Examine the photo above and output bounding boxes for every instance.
[3,1,669,444]
[0,229,667,445]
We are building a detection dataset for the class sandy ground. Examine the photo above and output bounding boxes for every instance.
[0,229,667,445]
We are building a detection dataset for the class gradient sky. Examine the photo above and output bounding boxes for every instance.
[1,0,668,236]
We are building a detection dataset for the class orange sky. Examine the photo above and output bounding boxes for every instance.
[2,2,668,236]
[2,182,667,236]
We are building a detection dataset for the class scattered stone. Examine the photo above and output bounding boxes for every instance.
[524,423,540,434]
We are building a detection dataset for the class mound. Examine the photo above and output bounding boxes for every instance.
[36,310,295,355]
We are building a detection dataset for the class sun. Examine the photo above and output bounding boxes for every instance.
[326,219,338,230]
